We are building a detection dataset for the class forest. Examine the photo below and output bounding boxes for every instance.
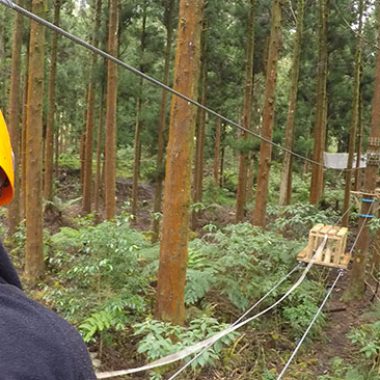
[1,0,380,378]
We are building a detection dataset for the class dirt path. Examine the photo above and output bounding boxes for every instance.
[310,274,373,378]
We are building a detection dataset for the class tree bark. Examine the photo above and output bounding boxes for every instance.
[236,0,256,222]
[104,0,119,220]
[354,93,364,191]
[82,0,103,213]
[25,0,46,283]
[349,3,380,298]
[309,0,328,205]
[342,0,363,226]
[44,0,62,202]
[191,22,208,229]
[151,0,175,243]
[279,0,304,206]
[156,0,204,325]
[132,4,147,219]
[252,0,282,227]
[21,11,31,220]
[94,87,105,220]
[7,0,24,235]
[213,118,222,186]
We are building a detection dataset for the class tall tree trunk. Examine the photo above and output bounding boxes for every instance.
[342,0,363,226]
[7,0,24,235]
[213,118,222,186]
[80,132,86,188]
[82,0,103,213]
[104,0,119,220]
[44,0,62,202]
[21,14,31,220]
[132,5,147,219]
[191,23,208,229]
[94,86,105,220]
[252,0,282,227]
[54,114,59,179]
[220,130,225,187]
[278,0,304,206]
[0,8,6,110]
[152,0,175,243]
[236,0,256,222]
[349,3,380,298]
[131,94,142,218]
[25,0,46,282]
[309,0,328,205]
[156,0,204,325]
[354,92,364,191]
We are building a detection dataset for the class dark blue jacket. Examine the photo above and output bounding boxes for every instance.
[0,242,96,380]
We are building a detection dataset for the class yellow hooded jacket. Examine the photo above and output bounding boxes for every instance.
[0,111,14,206]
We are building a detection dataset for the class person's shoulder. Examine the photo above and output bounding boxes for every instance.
[0,284,96,380]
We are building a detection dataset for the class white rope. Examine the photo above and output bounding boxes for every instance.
[96,238,327,379]
[166,264,302,380]
[276,205,375,379]
[276,270,343,380]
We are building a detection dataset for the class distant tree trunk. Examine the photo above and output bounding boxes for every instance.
[151,0,175,243]
[94,87,105,220]
[0,9,6,110]
[156,0,204,324]
[80,132,86,187]
[44,0,62,202]
[104,0,119,220]
[21,21,30,220]
[82,0,103,213]
[7,0,24,235]
[252,0,282,227]
[192,23,208,229]
[220,130,225,187]
[132,92,142,218]
[25,0,46,283]
[213,118,222,186]
[342,0,363,226]
[309,0,328,205]
[349,4,380,298]
[279,0,304,206]
[246,157,255,202]
[354,93,364,191]
[54,114,60,178]
[236,0,255,222]
[132,4,147,219]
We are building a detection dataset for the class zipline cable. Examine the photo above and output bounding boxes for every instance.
[166,264,303,380]
[167,214,350,379]
[98,209,351,378]
[276,270,344,380]
[276,202,375,379]
[0,0,325,169]
[96,237,328,379]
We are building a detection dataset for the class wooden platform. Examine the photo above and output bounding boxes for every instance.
[297,224,351,269]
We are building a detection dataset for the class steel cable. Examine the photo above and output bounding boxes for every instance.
[0,0,325,168]
[276,202,375,379]
[96,237,328,379]
[276,270,344,380]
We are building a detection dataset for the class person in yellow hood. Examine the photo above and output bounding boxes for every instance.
[0,110,14,206]
[0,110,96,379]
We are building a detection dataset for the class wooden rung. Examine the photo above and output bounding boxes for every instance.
[337,227,348,237]
[297,224,351,269]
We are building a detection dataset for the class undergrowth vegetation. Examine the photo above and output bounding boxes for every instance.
[10,202,347,379]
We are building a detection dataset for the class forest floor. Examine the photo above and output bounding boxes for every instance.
[303,274,374,379]
[38,169,379,379]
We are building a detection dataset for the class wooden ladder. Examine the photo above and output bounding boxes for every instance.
[297,224,351,269]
